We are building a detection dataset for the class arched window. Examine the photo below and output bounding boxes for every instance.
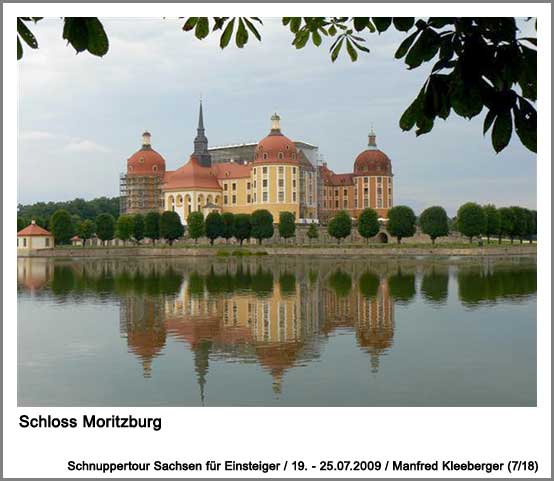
[152,165,158,172]
[277,152,284,160]
[263,153,268,160]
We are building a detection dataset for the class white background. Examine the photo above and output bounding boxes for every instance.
[3,3,551,478]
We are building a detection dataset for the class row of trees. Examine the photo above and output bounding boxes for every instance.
[43,203,537,247]
[17,196,119,230]
[325,204,537,244]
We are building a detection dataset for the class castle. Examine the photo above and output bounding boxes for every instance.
[120,102,394,224]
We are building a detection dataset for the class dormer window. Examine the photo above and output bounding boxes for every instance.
[139,157,144,164]
[291,153,296,160]
[278,152,284,160]
[263,153,268,160]
[152,165,158,172]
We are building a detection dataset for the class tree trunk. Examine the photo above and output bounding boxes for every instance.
[487,235,490,244]
[397,237,401,244]
[469,236,473,244]
[432,237,435,245]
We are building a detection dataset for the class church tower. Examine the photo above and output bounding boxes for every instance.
[193,100,212,167]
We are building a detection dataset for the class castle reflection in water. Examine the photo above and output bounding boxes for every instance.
[17,256,536,400]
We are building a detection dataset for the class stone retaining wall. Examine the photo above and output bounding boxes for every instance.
[19,245,537,258]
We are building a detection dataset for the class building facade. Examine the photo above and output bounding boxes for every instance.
[120,103,393,223]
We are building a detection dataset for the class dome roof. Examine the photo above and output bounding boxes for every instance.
[163,156,221,191]
[353,129,392,176]
[354,149,392,176]
[127,132,166,176]
[253,113,299,165]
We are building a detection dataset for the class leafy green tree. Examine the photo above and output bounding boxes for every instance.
[19,17,535,154]
[233,214,252,246]
[456,202,485,243]
[221,212,235,243]
[307,223,319,244]
[49,209,74,245]
[133,213,145,244]
[144,211,161,244]
[482,204,500,243]
[278,211,296,243]
[498,207,515,244]
[205,211,224,245]
[116,215,135,242]
[160,211,184,245]
[187,211,205,244]
[511,206,528,244]
[419,206,449,245]
[522,208,534,243]
[95,213,115,245]
[357,208,380,243]
[530,210,537,243]
[18,196,119,224]
[327,210,352,244]
[251,209,274,244]
[387,205,416,244]
[77,219,95,246]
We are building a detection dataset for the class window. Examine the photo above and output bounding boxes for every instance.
[263,167,268,174]
[364,187,368,194]
[364,177,369,184]
[247,194,251,203]
[263,153,268,160]
[263,179,268,188]
[247,182,251,190]
[45,238,50,247]
[232,195,236,204]
[253,168,257,175]
[354,199,358,208]
[263,191,268,202]
[377,188,382,195]
[224,195,228,205]
[253,180,257,188]
[292,180,296,188]
[224,184,228,191]
[377,177,382,184]
[344,199,348,208]
[278,179,284,188]
[291,153,296,160]
[388,198,392,207]
[278,166,284,174]
[377,199,383,208]
[335,200,339,208]
[364,198,368,208]
[23,238,27,247]
[153,165,158,172]
[388,188,392,196]
[139,157,144,164]
[278,152,284,160]
[292,192,296,202]
[344,188,348,196]
[278,191,284,202]
[232,183,236,191]
[292,167,296,175]
[335,189,339,196]
[253,193,257,202]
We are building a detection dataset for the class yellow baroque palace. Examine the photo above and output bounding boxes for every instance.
[120,102,393,224]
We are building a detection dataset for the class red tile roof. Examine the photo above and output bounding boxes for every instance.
[163,156,221,191]
[17,222,52,237]
[213,162,251,179]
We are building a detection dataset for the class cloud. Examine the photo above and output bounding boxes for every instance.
[19,130,56,141]
[63,139,110,153]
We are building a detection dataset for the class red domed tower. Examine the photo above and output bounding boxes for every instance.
[352,128,393,218]
[120,131,166,214]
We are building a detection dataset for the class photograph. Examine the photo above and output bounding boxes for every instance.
[16,16,537,409]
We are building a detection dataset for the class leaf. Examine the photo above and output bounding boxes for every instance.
[330,37,344,62]
[235,18,248,48]
[85,18,109,56]
[312,30,322,46]
[290,17,301,33]
[182,17,198,31]
[293,29,309,49]
[219,18,234,49]
[63,18,88,53]
[17,18,38,48]
[399,93,422,131]
[483,109,496,135]
[17,37,22,60]
[328,25,337,36]
[372,17,392,33]
[513,101,537,152]
[346,39,358,62]
[395,31,418,59]
[353,17,370,32]
[393,17,415,32]
[195,17,210,40]
[415,115,434,136]
[243,18,261,41]
[491,109,513,153]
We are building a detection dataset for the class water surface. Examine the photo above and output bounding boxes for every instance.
[17,256,536,406]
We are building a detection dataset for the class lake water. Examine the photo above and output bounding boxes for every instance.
[17,255,536,407]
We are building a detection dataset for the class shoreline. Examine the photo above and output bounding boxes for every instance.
[18,245,537,259]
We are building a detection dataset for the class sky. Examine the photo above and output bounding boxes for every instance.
[17,18,537,215]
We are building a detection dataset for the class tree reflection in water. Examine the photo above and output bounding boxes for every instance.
[17,256,536,400]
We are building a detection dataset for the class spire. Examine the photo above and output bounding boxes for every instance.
[368,125,377,149]
[193,100,212,167]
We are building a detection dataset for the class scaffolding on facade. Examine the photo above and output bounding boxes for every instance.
[120,173,164,215]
